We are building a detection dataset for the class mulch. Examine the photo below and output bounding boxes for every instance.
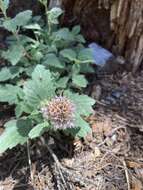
[0,71,143,190]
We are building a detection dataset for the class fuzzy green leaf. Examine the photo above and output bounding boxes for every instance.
[80,63,94,73]
[64,92,95,116]
[76,35,85,43]
[24,65,55,109]
[72,64,80,75]
[15,101,32,118]
[15,104,23,118]
[43,53,64,69]
[0,84,23,104]
[48,7,63,24]
[72,25,81,35]
[72,74,88,88]
[2,44,24,65]
[0,66,24,81]
[14,10,32,26]
[60,49,76,61]
[0,0,9,15]
[66,114,91,138]
[3,19,17,33]
[0,119,32,153]
[15,102,33,117]
[29,122,50,139]
[56,77,69,88]
[3,10,32,32]
[33,51,43,61]
[53,28,74,42]
[24,23,41,30]
[78,48,94,63]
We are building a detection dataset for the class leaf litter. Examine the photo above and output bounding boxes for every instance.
[0,71,143,189]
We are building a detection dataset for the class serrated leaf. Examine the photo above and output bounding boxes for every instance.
[15,102,33,116]
[6,34,36,46]
[24,65,55,109]
[53,28,74,42]
[3,10,32,32]
[0,84,23,104]
[74,123,91,138]
[78,48,94,63]
[66,114,91,138]
[2,44,24,65]
[24,65,35,77]
[3,19,17,33]
[43,53,64,69]
[14,10,32,26]
[80,63,94,73]
[64,92,95,116]
[16,119,32,137]
[15,104,23,118]
[56,77,69,88]
[0,0,9,15]
[29,122,49,139]
[72,74,88,88]
[0,66,24,81]
[76,35,85,43]
[48,7,63,24]
[60,49,76,61]
[0,119,32,153]
[0,67,13,81]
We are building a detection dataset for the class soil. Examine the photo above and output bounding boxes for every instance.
[0,2,143,189]
[0,71,143,190]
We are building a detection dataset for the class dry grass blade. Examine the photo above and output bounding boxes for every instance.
[123,160,131,190]
[40,137,97,189]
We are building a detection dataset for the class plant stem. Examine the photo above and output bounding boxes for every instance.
[27,141,34,183]
[48,20,51,35]
[44,2,52,36]
[45,3,48,22]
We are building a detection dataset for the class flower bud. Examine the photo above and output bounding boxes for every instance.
[41,96,76,129]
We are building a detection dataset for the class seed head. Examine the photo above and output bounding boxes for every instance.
[41,96,76,129]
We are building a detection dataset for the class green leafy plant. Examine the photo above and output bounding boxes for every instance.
[0,0,96,153]
[0,65,95,153]
[0,0,94,89]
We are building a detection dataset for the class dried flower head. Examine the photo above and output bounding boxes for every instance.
[41,96,76,129]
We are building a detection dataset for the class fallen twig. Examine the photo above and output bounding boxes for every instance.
[40,137,97,189]
[27,141,34,184]
[40,137,70,190]
[123,159,131,190]
[97,126,126,147]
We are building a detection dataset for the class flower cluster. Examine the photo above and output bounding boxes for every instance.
[41,96,76,129]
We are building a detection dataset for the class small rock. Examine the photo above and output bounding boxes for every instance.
[84,132,93,143]
[91,85,102,100]
[62,158,74,168]
[105,96,117,105]
[93,146,101,158]
[111,90,123,99]
[111,134,117,142]
[103,118,112,137]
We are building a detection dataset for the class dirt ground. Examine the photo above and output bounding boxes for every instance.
[0,70,143,190]
[0,1,143,189]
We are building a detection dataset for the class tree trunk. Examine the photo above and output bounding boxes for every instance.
[61,0,143,72]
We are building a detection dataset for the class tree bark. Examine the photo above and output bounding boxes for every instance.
[61,0,143,72]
